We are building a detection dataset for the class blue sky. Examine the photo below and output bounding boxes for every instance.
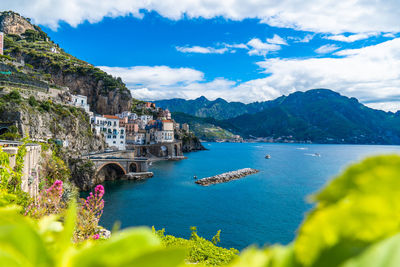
[3,1,400,111]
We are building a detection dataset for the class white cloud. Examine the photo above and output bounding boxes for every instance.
[247,38,281,56]
[176,46,228,54]
[250,38,400,110]
[105,38,400,111]
[324,32,378,42]
[98,66,204,88]
[176,38,283,57]
[5,0,400,33]
[383,33,396,38]
[266,34,287,45]
[225,43,248,49]
[298,34,314,43]
[315,44,340,54]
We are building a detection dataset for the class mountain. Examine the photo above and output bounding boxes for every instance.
[172,112,239,141]
[159,89,400,144]
[0,11,132,114]
[154,97,270,120]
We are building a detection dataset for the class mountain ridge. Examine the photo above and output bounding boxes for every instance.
[155,89,400,144]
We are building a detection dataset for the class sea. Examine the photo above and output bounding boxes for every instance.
[99,142,400,250]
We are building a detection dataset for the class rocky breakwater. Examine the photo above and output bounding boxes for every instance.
[195,168,259,186]
[123,172,154,181]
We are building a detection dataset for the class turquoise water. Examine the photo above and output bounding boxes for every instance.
[100,143,400,250]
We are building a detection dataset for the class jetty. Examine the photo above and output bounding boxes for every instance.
[195,168,259,186]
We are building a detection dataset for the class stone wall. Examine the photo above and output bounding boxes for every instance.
[2,143,41,198]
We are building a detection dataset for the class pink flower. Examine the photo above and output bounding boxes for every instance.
[95,185,105,198]
[92,234,100,240]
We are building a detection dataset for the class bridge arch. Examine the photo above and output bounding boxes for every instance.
[129,162,138,173]
[96,162,126,181]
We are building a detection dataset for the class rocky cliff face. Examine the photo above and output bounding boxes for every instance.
[179,132,206,152]
[0,97,104,157]
[35,67,133,115]
[0,11,35,35]
[1,11,132,115]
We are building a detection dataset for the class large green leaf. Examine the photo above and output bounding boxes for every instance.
[68,227,186,267]
[341,233,400,267]
[0,206,53,267]
[295,155,400,266]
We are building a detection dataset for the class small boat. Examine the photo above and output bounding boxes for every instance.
[193,175,198,179]
[265,154,271,159]
[314,153,321,157]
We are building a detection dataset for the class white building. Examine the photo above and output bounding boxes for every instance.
[134,131,146,145]
[155,130,174,143]
[182,123,190,133]
[103,115,126,150]
[70,94,90,113]
[90,115,108,135]
[140,115,153,125]
[155,120,174,143]
[117,111,138,121]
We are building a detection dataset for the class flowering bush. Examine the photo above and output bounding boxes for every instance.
[25,180,64,218]
[75,185,105,242]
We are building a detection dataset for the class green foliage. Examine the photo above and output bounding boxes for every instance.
[0,204,187,267]
[0,125,21,140]
[39,100,52,112]
[40,148,71,186]
[3,90,22,103]
[212,230,221,245]
[28,95,38,106]
[294,155,400,266]
[0,144,30,208]
[155,227,239,266]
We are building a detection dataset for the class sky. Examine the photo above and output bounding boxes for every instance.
[3,1,400,111]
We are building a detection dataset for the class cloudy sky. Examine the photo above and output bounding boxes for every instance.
[3,1,400,111]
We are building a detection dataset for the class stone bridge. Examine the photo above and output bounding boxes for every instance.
[85,150,150,180]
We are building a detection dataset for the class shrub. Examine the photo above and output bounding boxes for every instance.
[25,180,65,218]
[28,95,38,106]
[3,90,21,103]
[155,226,239,266]
[75,185,105,241]
[39,100,52,112]
[3,155,400,266]
[40,149,71,186]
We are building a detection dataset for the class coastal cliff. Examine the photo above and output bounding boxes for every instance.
[1,11,132,115]
[0,91,104,156]
[180,132,206,152]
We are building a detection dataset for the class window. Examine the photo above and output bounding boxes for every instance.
[113,141,116,144]
[121,129,124,134]
[120,141,123,144]
[113,135,116,139]
[120,135,124,139]
[107,135,111,139]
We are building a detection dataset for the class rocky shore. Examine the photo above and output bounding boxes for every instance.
[123,172,154,181]
[195,168,259,186]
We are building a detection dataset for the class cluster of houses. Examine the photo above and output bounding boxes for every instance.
[68,94,189,151]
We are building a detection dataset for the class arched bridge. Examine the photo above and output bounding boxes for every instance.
[85,150,151,181]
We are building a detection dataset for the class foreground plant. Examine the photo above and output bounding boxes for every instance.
[25,180,64,218]
[75,185,105,241]
[2,155,400,266]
